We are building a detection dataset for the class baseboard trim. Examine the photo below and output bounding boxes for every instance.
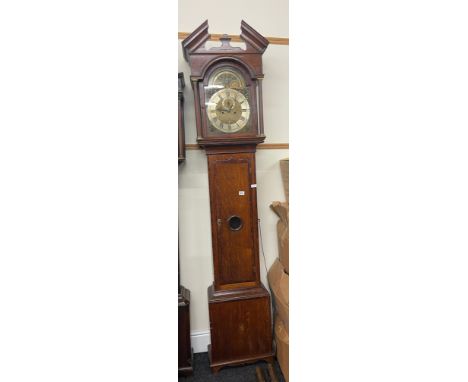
[190,330,211,353]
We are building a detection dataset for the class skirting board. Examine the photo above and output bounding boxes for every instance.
[190,330,211,353]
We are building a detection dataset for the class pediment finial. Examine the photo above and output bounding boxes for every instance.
[240,20,269,53]
[181,20,210,61]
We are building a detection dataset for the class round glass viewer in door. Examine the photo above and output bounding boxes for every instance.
[227,215,243,231]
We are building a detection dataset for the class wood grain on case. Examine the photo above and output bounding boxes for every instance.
[208,285,274,372]
[207,150,260,290]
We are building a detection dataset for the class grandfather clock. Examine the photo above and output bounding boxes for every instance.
[182,20,274,372]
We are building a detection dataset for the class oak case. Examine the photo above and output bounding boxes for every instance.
[182,21,274,372]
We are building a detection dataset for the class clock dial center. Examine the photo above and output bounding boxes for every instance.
[207,88,250,133]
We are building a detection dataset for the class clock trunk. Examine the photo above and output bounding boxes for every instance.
[205,145,273,371]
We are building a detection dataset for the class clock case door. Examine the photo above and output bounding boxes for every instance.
[206,146,261,291]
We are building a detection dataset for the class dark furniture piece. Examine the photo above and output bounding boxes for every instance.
[178,286,192,376]
[178,72,186,163]
[178,72,193,376]
[182,21,274,373]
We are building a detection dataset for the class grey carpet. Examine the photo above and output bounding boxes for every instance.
[179,352,286,382]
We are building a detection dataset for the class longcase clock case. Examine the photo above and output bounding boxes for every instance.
[182,21,274,373]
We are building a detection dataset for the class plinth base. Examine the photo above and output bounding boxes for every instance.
[208,284,274,373]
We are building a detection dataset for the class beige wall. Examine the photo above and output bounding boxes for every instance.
[178,0,289,335]
[178,0,288,38]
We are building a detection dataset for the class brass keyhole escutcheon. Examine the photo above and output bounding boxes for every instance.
[227,215,243,231]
